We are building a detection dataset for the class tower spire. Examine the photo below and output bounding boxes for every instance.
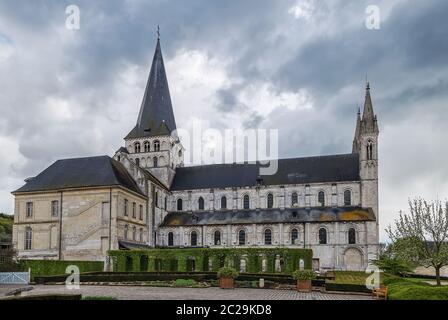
[125,31,177,139]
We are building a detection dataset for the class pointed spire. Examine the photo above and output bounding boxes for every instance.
[362,82,374,121]
[360,82,379,134]
[352,105,362,153]
[125,29,177,139]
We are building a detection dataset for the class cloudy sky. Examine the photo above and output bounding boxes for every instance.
[1,0,447,241]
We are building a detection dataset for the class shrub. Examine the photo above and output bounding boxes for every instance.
[372,255,413,276]
[174,279,198,287]
[291,270,316,280]
[217,267,239,279]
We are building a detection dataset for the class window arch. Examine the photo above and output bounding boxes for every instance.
[153,157,158,167]
[177,199,183,211]
[214,230,221,246]
[243,195,250,210]
[238,229,246,245]
[178,149,182,157]
[348,228,356,244]
[344,190,352,206]
[319,228,327,244]
[134,142,141,153]
[367,140,373,160]
[25,226,32,250]
[291,192,298,207]
[132,226,137,241]
[318,191,325,207]
[168,232,174,246]
[139,228,143,242]
[264,229,272,245]
[267,193,274,208]
[221,196,227,209]
[191,231,198,246]
[124,225,128,240]
[144,141,150,152]
[291,228,299,245]
[154,140,160,151]
[198,197,205,210]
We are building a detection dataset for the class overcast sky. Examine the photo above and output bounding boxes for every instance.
[1,0,447,241]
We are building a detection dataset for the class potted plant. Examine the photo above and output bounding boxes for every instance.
[292,270,316,292]
[217,267,239,289]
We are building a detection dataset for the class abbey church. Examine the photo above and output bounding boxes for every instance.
[12,37,380,272]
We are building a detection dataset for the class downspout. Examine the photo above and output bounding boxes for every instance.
[58,191,63,260]
[109,187,112,250]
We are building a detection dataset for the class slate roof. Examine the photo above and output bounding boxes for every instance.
[126,38,177,139]
[118,240,151,250]
[160,207,376,227]
[13,156,146,197]
[171,153,360,191]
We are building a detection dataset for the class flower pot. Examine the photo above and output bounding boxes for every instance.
[219,277,235,289]
[297,279,312,292]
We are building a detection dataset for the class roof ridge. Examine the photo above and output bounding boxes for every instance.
[178,153,356,170]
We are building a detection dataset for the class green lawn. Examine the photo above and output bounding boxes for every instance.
[331,271,448,300]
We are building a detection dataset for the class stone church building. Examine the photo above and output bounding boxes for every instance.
[12,37,380,271]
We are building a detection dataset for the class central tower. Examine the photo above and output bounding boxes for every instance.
[123,35,184,187]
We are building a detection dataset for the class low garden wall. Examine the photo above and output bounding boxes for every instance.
[108,248,312,274]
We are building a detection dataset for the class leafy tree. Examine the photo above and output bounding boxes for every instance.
[386,198,448,286]
[372,249,413,276]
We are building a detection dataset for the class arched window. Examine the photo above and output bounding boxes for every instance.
[318,191,325,207]
[168,232,174,246]
[214,230,221,245]
[153,157,158,167]
[264,229,272,245]
[243,195,250,209]
[267,193,274,208]
[124,225,128,240]
[348,228,356,244]
[134,142,141,153]
[177,199,183,211]
[132,226,137,241]
[144,141,150,152]
[291,192,298,207]
[135,158,140,167]
[344,190,352,206]
[367,140,373,160]
[238,230,246,245]
[178,150,182,157]
[154,140,160,151]
[198,197,205,210]
[139,228,143,242]
[191,231,198,246]
[221,196,227,209]
[25,227,32,250]
[124,199,129,216]
[319,228,327,245]
[291,228,299,245]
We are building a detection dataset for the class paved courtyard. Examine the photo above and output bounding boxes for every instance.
[0,285,373,300]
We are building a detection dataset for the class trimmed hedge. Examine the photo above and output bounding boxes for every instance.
[34,271,327,286]
[19,260,104,281]
[108,248,312,274]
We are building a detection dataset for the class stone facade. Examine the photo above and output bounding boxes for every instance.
[13,187,148,261]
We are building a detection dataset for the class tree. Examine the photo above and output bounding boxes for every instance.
[386,198,448,286]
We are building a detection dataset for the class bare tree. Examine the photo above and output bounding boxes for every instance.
[386,198,448,286]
